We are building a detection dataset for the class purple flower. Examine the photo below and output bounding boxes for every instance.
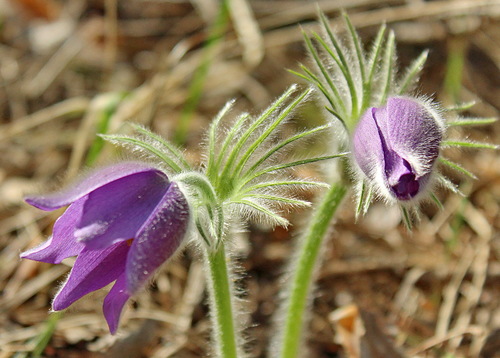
[352,97,444,201]
[21,162,190,333]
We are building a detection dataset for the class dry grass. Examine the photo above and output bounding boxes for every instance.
[0,0,499,357]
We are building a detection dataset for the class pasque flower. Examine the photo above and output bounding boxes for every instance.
[296,12,497,226]
[352,96,444,202]
[21,162,190,333]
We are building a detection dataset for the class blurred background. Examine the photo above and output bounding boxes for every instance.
[0,0,499,357]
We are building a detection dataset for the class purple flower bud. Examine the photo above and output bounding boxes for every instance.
[352,97,444,201]
[21,162,190,333]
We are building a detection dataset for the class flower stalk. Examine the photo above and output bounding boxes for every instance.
[275,183,347,358]
[206,243,240,358]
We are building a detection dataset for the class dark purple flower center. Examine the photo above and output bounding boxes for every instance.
[391,172,419,200]
[388,159,420,200]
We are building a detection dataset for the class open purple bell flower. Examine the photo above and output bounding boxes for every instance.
[352,97,444,201]
[21,162,190,333]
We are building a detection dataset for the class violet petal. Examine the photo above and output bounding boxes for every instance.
[373,97,442,199]
[75,170,170,250]
[380,97,442,175]
[103,273,130,334]
[26,162,166,211]
[52,241,130,311]
[20,198,87,264]
[353,97,443,201]
[352,107,386,179]
[126,182,189,295]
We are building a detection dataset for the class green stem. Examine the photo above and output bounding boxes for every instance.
[277,183,347,358]
[206,243,240,358]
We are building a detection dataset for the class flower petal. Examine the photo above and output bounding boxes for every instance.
[381,97,443,175]
[75,170,170,250]
[25,162,166,211]
[52,241,129,311]
[126,182,189,295]
[103,274,130,334]
[373,97,442,199]
[20,198,87,264]
[353,97,444,201]
[352,107,386,180]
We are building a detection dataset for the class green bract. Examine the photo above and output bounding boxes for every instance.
[101,85,346,247]
[101,85,347,357]
[291,12,428,131]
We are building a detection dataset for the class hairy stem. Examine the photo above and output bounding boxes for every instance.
[206,243,240,358]
[276,183,347,358]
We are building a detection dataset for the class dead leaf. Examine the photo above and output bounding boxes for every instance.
[330,304,405,358]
